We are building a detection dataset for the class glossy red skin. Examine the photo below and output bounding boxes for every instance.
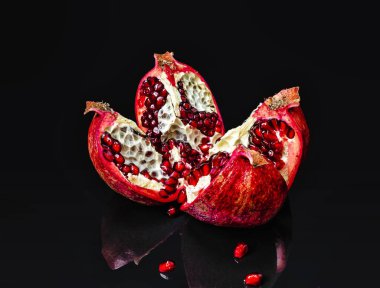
[85,102,178,205]
[134,52,225,135]
[181,146,288,227]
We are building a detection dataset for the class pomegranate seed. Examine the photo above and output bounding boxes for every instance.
[187,175,198,186]
[156,96,165,108]
[143,87,151,96]
[170,171,180,179]
[177,188,187,204]
[174,161,185,172]
[101,133,113,146]
[274,160,285,170]
[215,126,222,133]
[114,153,125,164]
[161,160,172,173]
[164,185,176,193]
[183,102,191,110]
[244,273,263,286]
[165,177,178,186]
[192,170,201,179]
[159,260,175,273]
[141,170,151,179]
[203,118,211,127]
[270,118,279,130]
[199,144,210,154]
[154,82,163,91]
[253,126,262,137]
[189,120,198,128]
[200,163,211,176]
[160,88,168,97]
[130,164,139,175]
[103,149,114,161]
[147,76,155,86]
[121,165,131,174]
[252,136,261,145]
[279,121,288,135]
[182,169,191,177]
[167,206,177,217]
[260,122,271,130]
[159,189,169,198]
[287,128,295,139]
[234,242,248,259]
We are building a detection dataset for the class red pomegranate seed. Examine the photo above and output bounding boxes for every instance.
[121,164,131,174]
[200,163,210,176]
[114,153,125,164]
[141,170,152,179]
[174,161,185,172]
[164,185,176,193]
[253,126,262,138]
[161,160,172,173]
[182,169,191,177]
[279,121,288,135]
[167,206,177,217]
[199,144,210,154]
[165,177,178,186]
[177,188,187,204]
[101,133,113,146]
[187,175,198,186]
[159,260,175,273]
[103,149,114,161]
[170,171,180,179]
[274,160,285,170]
[244,273,263,286]
[215,126,222,133]
[156,96,165,108]
[160,88,168,97]
[130,164,139,175]
[154,82,163,92]
[270,118,279,130]
[287,127,295,139]
[234,242,248,259]
[192,169,201,179]
[159,189,169,198]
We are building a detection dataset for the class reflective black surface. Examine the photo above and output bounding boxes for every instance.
[1,1,379,287]
[98,194,291,287]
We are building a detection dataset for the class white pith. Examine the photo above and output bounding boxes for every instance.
[156,71,222,152]
[175,72,216,113]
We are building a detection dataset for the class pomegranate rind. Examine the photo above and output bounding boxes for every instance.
[85,101,177,205]
[134,52,225,135]
[252,87,308,188]
[181,146,287,227]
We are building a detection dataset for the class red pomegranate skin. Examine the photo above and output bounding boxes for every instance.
[85,102,178,205]
[181,146,287,227]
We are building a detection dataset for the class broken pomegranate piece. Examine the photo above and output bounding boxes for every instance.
[85,53,309,227]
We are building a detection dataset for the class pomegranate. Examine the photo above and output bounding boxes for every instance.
[85,53,309,226]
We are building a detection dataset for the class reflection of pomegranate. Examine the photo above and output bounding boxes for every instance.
[85,53,309,227]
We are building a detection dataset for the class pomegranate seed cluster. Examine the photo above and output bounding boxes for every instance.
[248,118,295,170]
[177,81,222,137]
[140,76,168,152]
[101,132,151,179]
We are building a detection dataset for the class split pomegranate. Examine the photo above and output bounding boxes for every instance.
[85,53,309,226]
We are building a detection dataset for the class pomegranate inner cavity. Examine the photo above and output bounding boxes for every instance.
[248,119,295,170]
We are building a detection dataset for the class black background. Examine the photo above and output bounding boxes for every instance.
[1,1,379,287]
